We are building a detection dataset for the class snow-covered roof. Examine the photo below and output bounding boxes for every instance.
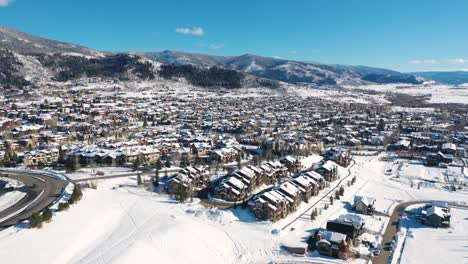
[225,177,246,190]
[322,230,347,244]
[354,195,376,206]
[320,160,338,171]
[293,175,317,188]
[262,190,287,205]
[304,171,323,182]
[277,182,300,198]
[427,206,450,218]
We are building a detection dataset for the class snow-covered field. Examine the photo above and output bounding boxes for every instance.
[344,83,468,104]
[397,205,468,264]
[65,167,135,180]
[0,177,281,264]
[0,176,25,189]
[392,160,467,193]
[0,176,26,214]
[0,191,26,212]
[0,154,466,264]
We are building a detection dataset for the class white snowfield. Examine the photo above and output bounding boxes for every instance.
[0,177,280,264]
[65,167,135,180]
[0,176,25,189]
[343,83,468,104]
[0,191,26,213]
[0,155,466,264]
[397,206,468,264]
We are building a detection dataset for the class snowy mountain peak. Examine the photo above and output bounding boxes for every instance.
[143,50,422,86]
[0,26,102,57]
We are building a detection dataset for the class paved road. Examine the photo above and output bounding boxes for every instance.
[371,201,425,264]
[0,172,66,231]
[372,200,468,264]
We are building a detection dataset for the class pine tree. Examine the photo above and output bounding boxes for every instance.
[58,202,70,211]
[339,186,345,196]
[133,156,141,171]
[311,208,318,220]
[176,187,192,203]
[180,156,188,167]
[3,151,12,166]
[66,156,79,172]
[265,150,274,161]
[42,207,52,222]
[377,119,385,131]
[30,212,43,228]
[274,141,280,156]
[69,184,83,204]
[330,196,334,205]
[58,146,66,164]
[335,190,340,200]
[154,170,160,186]
[137,173,142,185]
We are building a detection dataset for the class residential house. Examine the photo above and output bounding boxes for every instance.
[314,230,349,260]
[422,205,451,228]
[353,196,376,215]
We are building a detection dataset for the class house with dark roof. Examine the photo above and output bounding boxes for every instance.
[326,214,365,243]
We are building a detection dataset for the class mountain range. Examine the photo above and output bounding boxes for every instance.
[0,26,464,89]
[411,71,468,86]
[143,50,422,86]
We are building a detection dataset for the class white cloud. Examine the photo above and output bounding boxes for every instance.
[409,59,437,65]
[175,27,204,36]
[196,43,225,50]
[0,0,13,7]
[209,44,224,50]
[446,58,467,64]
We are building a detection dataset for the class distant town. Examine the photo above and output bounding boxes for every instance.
[0,77,467,263]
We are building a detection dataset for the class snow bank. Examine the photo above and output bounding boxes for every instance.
[50,182,74,211]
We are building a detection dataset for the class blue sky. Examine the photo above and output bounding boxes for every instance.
[1,0,468,72]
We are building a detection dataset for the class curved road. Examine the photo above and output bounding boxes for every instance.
[0,172,66,231]
[373,200,468,264]
[372,200,426,264]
